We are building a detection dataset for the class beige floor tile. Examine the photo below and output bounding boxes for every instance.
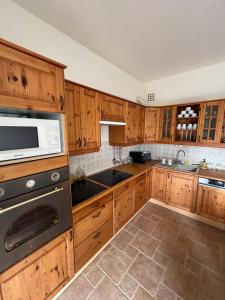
[85,265,105,287]
[125,223,140,235]
[158,236,189,265]
[88,277,128,300]
[132,286,155,300]
[132,231,159,257]
[179,223,206,245]
[156,283,177,300]
[128,253,163,295]
[112,229,133,250]
[119,274,138,298]
[57,275,93,300]
[200,267,225,300]
[154,206,176,222]
[185,257,202,275]
[124,244,139,259]
[139,203,158,218]
[152,220,180,240]
[97,246,131,284]
[152,251,168,268]
[133,215,157,234]
[162,260,200,300]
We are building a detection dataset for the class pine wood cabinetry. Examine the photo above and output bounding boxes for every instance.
[113,180,135,233]
[126,103,139,143]
[0,229,74,300]
[198,101,224,144]
[137,106,145,143]
[151,167,168,202]
[101,94,127,122]
[146,169,153,199]
[196,185,225,223]
[145,107,159,142]
[166,172,197,212]
[73,193,113,271]
[158,106,176,142]
[0,39,66,113]
[134,173,147,213]
[65,82,100,155]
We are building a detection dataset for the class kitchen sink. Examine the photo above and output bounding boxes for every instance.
[174,164,199,173]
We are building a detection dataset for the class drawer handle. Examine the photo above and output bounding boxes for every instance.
[92,211,101,218]
[93,232,101,239]
[91,202,100,208]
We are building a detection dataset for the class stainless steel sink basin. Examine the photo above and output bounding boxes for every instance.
[174,164,199,173]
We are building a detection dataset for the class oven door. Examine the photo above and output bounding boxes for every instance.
[0,180,72,272]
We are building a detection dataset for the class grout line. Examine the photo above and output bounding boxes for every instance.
[82,273,96,289]
[86,274,106,300]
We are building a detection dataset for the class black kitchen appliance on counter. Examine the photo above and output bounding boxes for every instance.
[88,168,132,187]
[71,179,107,206]
[129,151,151,164]
[0,167,72,272]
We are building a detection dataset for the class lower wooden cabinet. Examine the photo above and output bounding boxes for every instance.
[196,185,225,223]
[151,167,168,202]
[113,180,135,233]
[166,172,197,212]
[0,229,74,300]
[134,174,147,213]
[73,193,113,271]
[146,169,153,199]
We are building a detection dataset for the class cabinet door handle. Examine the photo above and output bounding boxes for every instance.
[60,95,65,111]
[92,211,101,218]
[21,75,28,87]
[93,232,101,239]
[83,137,87,148]
[78,138,82,148]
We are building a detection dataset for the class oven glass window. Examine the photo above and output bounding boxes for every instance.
[4,205,59,251]
[0,126,39,151]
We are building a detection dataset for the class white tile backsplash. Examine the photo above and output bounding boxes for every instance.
[69,127,225,175]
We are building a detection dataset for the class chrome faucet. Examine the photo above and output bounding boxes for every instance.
[175,149,186,164]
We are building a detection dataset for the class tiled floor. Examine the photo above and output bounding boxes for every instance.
[58,203,225,300]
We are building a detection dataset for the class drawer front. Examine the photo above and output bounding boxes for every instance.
[75,219,113,271]
[134,174,147,212]
[73,194,113,246]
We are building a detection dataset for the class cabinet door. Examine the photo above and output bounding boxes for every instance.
[198,101,224,144]
[137,106,145,143]
[65,83,82,154]
[145,108,159,141]
[0,230,74,300]
[151,168,168,202]
[146,169,153,199]
[101,95,127,122]
[158,106,176,141]
[126,103,139,143]
[134,174,147,213]
[113,181,135,233]
[80,87,100,151]
[0,43,65,113]
[196,185,225,223]
[166,172,197,212]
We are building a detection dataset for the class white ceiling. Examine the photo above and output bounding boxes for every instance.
[12,0,225,82]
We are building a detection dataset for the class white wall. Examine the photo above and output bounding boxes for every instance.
[0,0,145,102]
[146,62,225,105]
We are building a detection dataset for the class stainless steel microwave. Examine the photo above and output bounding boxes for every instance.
[0,117,62,162]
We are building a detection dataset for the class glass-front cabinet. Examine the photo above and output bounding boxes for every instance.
[158,106,176,141]
[198,101,224,144]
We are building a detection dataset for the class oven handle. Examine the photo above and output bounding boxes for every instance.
[0,187,63,214]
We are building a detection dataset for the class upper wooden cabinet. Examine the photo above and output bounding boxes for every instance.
[198,101,224,144]
[137,106,145,143]
[145,107,159,142]
[126,103,139,143]
[101,94,127,122]
[0,39,66,113]
[65,82,100,155]
[158,106,176,142]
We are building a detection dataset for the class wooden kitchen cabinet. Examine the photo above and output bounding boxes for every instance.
[151,167,168,202]
[134,173,147,213]
[65,82,100,155]
[158,106,176,142]
[73,193,113,271]
[113,180,135,233]
[146,169,153,199]
[145,107,159,142]
[0,229,74,300]
[196,185,225,223]
[137,106,145,143]
[198,101,224,144]
[0,39,66,113]
[126,103,139,143]
[101,94,127,122]
[166,172,197,212]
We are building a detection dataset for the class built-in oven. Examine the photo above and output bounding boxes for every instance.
[0,167,72,272]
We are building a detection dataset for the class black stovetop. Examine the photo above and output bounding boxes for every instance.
[71,179,107,206]
[88,168,132,187]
